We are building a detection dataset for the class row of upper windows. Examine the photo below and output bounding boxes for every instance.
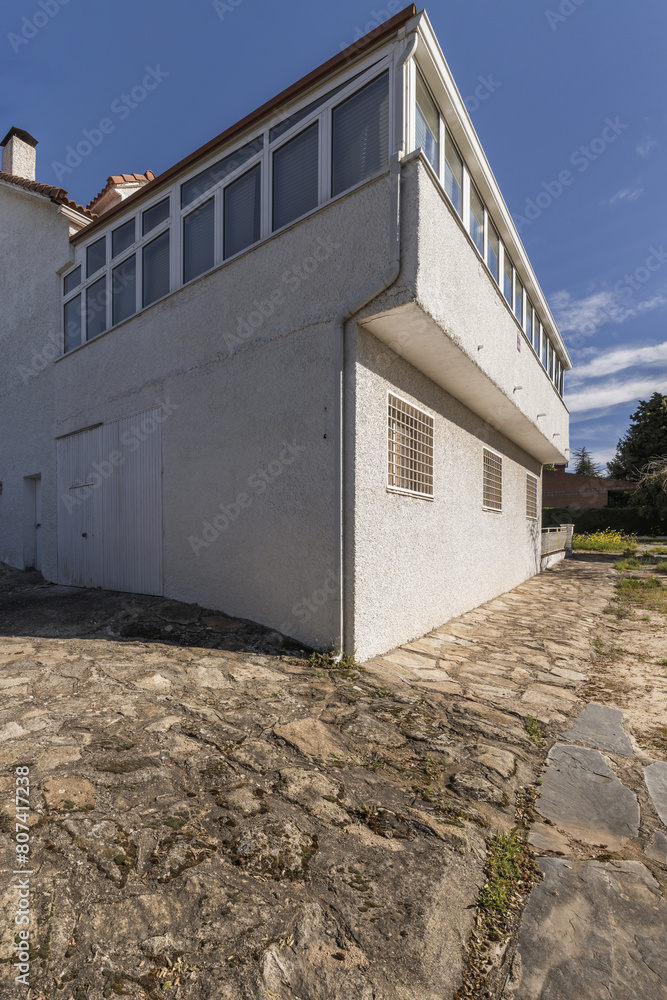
[414,69,565,398]
[61,64,390,353]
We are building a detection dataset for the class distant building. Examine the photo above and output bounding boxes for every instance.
[543,468,634,509]
[0,5,570,660]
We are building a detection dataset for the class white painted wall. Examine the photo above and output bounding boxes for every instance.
[349,329,544,661]
[345,159,564,662]
[48,175,397,648]
[0,184,74,578]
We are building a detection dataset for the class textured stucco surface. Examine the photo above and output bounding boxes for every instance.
[366,159,569,462]
[2,174,404,650]
[0,184,74,578]
[349,328,544,661]
[2,158,568,657]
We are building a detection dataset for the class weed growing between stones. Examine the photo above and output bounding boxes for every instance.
[306,649,365,678]
[455,785,543,1000]
[523,716,546,746]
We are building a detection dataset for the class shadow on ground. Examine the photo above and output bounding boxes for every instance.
[0,563,305,656]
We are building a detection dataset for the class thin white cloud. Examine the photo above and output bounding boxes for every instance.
[568,340,667,383]
[590,447,618,468]
[566,376,667,414]
[552,288,667,337]
[607,187,644,206]
[637,135,658,158]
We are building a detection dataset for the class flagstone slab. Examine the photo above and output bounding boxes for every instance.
[560,703,634,757]
[527,822,571,856]
[645,831,667,865]
[644,762,667,825]
[538,744,639,851]
[505,859,667,999]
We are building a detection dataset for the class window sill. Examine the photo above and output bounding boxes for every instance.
[387,486,434,501]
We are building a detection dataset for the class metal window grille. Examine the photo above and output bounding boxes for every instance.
[526,473,538,519]
[387,394,433,497]
[483,449,502,511]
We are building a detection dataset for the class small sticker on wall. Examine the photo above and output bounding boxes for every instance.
[517,333,522,352]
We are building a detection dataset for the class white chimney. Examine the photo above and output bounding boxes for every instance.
[1,127,38,181]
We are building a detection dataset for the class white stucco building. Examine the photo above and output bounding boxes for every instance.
[0,5,570,661]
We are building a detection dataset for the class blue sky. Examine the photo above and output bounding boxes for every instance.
[2,0,665,471]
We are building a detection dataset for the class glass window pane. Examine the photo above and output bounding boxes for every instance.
[541,329,548,367]
[112,255,136,325]
[64,265,81,296]
[181,136,264,208]
[183,198,215,284]
[269,67,370,143]
[86,275,108,340]
[534,317,541,354]
[503,251,513,305]
[143,230,170,307]
[415,70,439,172]
[526,299,533,342]
[224,164,261,259]
[64,294,82,352]
[470,183,484,253]
[273,122,319,231]
[86,236,106,278]
[332,72,389,195]
[514,277,524,326]
[142,198,170,236]
[112,218,135,258]
[487,223,499,282]
[444,130,463,215]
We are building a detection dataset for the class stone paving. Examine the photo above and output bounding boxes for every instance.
[0,555,664,998]
[364,557,667,999]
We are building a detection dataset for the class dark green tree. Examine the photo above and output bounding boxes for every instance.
[607,393,667,480]
[633,458,667,532]
[571,446,602,476]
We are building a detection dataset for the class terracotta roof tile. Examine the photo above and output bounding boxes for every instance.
[0,170,96,219]
[85,170,156,211]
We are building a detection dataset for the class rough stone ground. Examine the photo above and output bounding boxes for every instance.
[0,554,664,999]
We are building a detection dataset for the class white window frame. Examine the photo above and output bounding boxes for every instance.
[386,390,435,500]
[60,54,393,357]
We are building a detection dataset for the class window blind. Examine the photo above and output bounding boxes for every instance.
[86,275,107,340]
[273,123,319,231]
[112,219,135,259]
[224,164,261,259]
[142,198,170,236]
[112,255,136,325]
[64,294,82,352]
[183,199,215,283]
[181,136,264,208]
[414,71,438,173]
[143,230,170,307]
[332,71,389,195]
[86,237,106,278]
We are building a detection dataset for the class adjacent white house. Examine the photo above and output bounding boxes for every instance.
[0,5,571,661]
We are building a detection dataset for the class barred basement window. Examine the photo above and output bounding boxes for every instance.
[526,474,538,519]
[387,394,434,498]
[483,448,502,511]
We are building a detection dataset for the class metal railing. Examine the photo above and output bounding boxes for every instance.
[541,523,574,556]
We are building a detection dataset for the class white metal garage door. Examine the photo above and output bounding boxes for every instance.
[57,408,163,595]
